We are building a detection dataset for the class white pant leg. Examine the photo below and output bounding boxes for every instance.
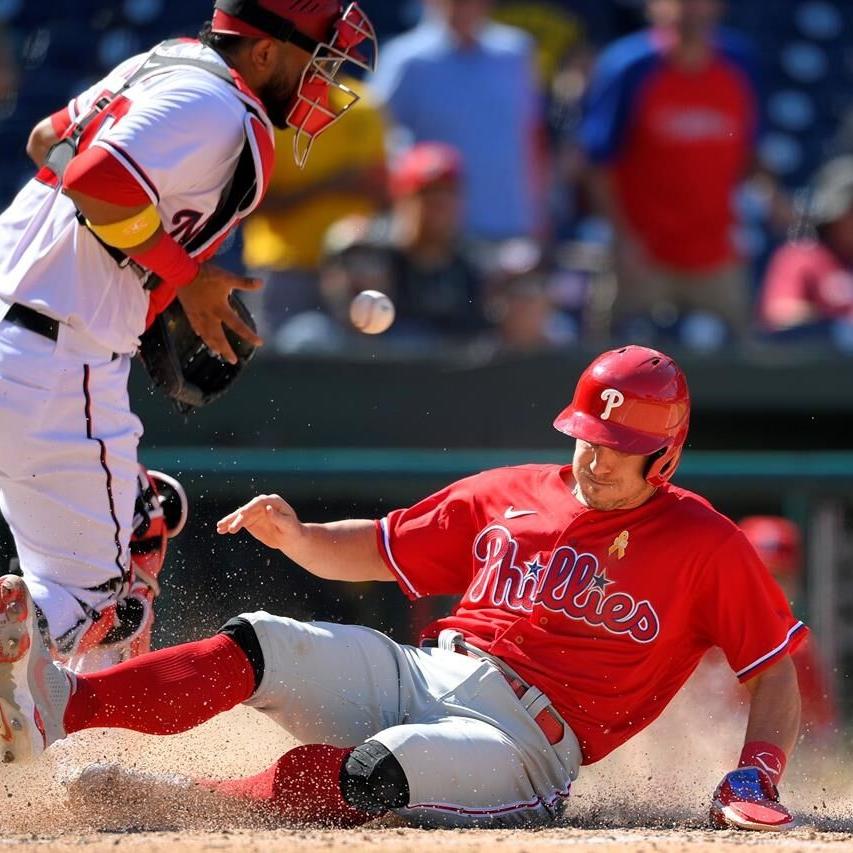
[240,614,411,746]
[376,717,567,828]
[0,323,141,643]
[237,614,580,827]
[372,647,580,828]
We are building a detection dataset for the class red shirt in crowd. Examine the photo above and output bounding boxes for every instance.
[581,29,760,272]
[376,465,806,764]
[759,240,853,330]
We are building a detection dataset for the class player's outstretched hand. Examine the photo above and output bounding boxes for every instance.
[709,768,794,832]
[216,494,299,552]
[177,263,264,364]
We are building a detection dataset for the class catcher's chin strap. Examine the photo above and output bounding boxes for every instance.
[42,40,268,292]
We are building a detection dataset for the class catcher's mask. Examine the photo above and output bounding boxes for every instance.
[212,0,378,167]
[138,292,257,414]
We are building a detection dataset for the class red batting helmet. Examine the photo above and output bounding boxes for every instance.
[553,345,690,487]
[739,516,802,577]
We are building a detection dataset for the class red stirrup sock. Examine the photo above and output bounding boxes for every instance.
[207,745,374,828]
[64,634,256,735]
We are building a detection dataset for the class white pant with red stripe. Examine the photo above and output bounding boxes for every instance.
[0,319,141,649]
[241,613,583,828]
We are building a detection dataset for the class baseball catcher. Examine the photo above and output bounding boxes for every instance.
[0,347,803,831]
[0,1,377,670]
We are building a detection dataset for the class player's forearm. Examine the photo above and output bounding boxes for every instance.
[286,519,394,583]
[26,117,60,168]
[743,656,801,758]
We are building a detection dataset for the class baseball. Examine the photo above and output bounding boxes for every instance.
[349,289,395,335]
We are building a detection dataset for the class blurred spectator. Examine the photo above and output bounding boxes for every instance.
[579,0,762,343]
[490,3,599,243]
[759,156,853,343]
[371,0,543,242]
[276,143,489,353]
[0,25,18,120]
[483,239,575,351]
[240,76,388,338]
[739,516,838,739]
[492,2,586,84]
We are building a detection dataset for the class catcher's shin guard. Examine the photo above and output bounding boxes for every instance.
[67,468,188,672]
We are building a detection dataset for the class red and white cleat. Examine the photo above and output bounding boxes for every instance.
[0,575,71,764]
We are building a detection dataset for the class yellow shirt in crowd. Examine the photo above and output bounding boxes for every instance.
[242,78,387,271]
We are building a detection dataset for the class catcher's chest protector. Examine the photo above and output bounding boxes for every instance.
[42,39,275,288]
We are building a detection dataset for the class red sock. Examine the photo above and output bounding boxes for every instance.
[64,633,255,735]
[207,744,374,828]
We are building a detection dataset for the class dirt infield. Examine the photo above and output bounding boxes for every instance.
[1,678,851,851]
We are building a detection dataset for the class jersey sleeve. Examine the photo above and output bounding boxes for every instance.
[90,76,245,204]
[578,34,659,164]
[376,475,483,600]
[697,528,808,682]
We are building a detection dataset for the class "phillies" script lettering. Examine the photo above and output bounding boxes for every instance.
[467,525,659,643]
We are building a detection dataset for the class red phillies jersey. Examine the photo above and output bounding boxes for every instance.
[376,465,806,764]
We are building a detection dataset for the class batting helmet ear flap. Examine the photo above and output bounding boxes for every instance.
[645,444,683,488]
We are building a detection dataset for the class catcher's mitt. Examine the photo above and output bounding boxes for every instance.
[138,294,257,413]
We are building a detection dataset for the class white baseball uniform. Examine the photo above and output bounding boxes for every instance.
[0,40,273,651]
[241,613,581,828]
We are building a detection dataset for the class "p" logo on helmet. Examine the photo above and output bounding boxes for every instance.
[600,388,625,421]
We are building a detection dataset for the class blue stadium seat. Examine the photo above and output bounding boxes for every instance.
[795,1,844,41]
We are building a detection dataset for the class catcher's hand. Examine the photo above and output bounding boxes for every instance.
[709,767,794,831]
[177,263,263,364]
[138,292,258,413]
[216,494,299,552]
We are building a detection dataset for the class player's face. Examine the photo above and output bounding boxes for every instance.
[435,0,493,42]
[257,42,313,130]
[571,439,657,511]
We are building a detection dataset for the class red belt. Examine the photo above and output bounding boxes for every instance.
[502,673,566,746]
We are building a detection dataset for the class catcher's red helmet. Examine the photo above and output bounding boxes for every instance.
[739,516,802,577]
[211,0,378,167]
[212,0,342,43]
[553,345,690,487]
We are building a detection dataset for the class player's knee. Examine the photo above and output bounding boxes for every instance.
[217,616,265,692]
[341,740,410,813]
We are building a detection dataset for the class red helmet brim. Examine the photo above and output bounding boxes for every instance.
[553,408,669,456]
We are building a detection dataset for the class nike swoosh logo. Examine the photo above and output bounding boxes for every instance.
[504,507,537,519]
[755,753,782,775]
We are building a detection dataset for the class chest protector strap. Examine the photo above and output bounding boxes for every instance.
[44,40,274,290]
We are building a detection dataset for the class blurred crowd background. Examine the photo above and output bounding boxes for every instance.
[0,1,851,732]
[2,0,853,355]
